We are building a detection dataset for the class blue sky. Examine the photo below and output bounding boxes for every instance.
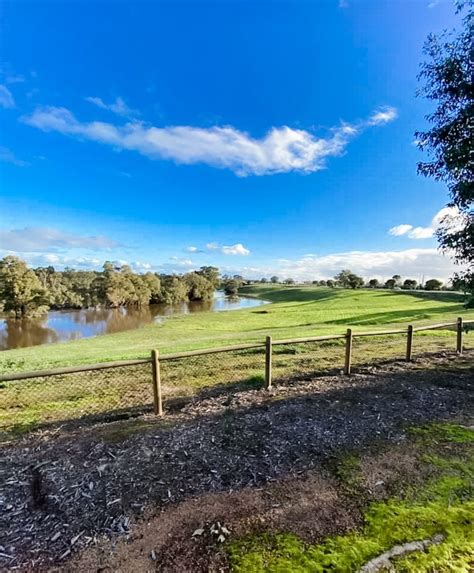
[0,0,464,282]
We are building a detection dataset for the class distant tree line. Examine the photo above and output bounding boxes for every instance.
[0,256,220,319]
[253,270,451,292]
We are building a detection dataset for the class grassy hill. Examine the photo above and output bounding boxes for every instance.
[1,286,472,373]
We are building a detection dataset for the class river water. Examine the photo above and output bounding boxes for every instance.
[0,292,267,350]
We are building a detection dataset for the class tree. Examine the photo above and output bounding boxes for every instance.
[402,279,418,290]
[335,270,364,289]
[158,275,189,304]
[223,278,242,296]
[284,278,295,285]
[384,278,396,289]
[0,256,48,318]
[197,266,220,288]
[318,280,327,287]
[270,276,279,284]
[334,270,352,288]
[185,272,214,301]
[416,1,473,304]
[392,274,402,287]
[425,278,443,291]
[143,272,162,303]
[260,277,268,283]
[367,278,380,288]
[326,279,335,288]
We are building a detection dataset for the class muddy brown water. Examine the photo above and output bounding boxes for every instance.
[0,293,267,350]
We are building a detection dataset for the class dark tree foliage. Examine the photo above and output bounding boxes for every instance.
[367,279,380,288]
[425,278,444,291]
[0,256,218,318]
[223,277,242,296]
[402,279,418,290]
[334,270,364,289]
[416,1,473,301]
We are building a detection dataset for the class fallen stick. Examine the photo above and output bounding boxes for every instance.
[358,534,445,573]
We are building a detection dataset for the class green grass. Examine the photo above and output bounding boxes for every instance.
[228,424,474,573]
[1,286,472,374]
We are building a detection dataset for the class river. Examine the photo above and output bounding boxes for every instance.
[0,292,267,350]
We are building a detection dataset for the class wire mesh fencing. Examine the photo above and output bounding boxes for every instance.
[0,360,153,434]
[413,325,459,356]
[350,332,408,371]
[1,318,471,436]
[159,345,266,398]
[272,337,346,381]
[462,323,474,351]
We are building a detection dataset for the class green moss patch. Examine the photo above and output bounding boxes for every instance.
[228,424,474,572]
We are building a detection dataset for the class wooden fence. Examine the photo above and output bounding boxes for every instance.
[0,317,472,432]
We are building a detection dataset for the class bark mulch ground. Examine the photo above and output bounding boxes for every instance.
[0,351,473,571]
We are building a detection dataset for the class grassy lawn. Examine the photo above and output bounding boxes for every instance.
[0,286,472,374]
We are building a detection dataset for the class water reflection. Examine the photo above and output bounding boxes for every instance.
[0,293,267,350]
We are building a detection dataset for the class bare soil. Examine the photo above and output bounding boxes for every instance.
[1,351,473,572]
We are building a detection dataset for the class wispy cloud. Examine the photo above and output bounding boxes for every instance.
[367,106,398,125]
[388,207,465,240]
[169,256,195,267]
[0,85,15,109]
[389,224,413,237]
[0,147,28,167]
[85,96,138,117]
[5,74,25,84]
[206,242,251,255]
[0,227,120,252]
[22,104,397,176]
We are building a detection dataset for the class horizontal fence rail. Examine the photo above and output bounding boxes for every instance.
[0,318,472,434]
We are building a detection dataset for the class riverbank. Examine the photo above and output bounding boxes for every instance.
[1,286,472,374]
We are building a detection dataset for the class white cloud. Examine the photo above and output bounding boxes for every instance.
[0,147,28,167]
[113,260,152,271]
[185,246,199,253]
[85,96,137,117]
[0,85,15,108]
[206,242,250,255]
[234,248,461,282]
[389,224,413,237]
[22,104,397,176]
[408,226,434,239]
[367,106,398,125]
[0,227,120,252]
[169,256,195,267]
[389,206,466,241]
[4,253,153,272]
[0,252,104,269]
[221,243,251,256]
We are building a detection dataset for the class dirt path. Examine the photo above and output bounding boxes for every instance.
[1,351,473,571]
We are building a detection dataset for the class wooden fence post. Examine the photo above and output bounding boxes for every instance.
[344,329,353,375]
[406,325,414,362]
[265,335,272,389]
[456,317,463,355]
[151,349,163,416]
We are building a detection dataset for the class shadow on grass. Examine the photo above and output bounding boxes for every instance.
[326,304,464,326]
[394,290,467,304]
[240,286,343,304]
